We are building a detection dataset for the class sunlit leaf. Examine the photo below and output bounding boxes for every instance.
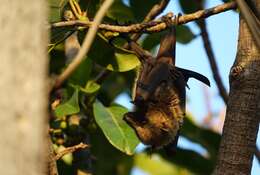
[56,145,73,165]
[93,101,139,155]
[89,35,140,72]
[107,51,140,72]
[54,89,80,117]
[80,80,101,94]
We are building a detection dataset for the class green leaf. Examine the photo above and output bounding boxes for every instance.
[89,35,140,72]
[54,89,80,117]
[107,51,140,72]
[68,58,93,86]
[93,101,139,155]
[143,26,195,50]
[80,80,101,94]
[56,145,73,165]
[49,0,68,22]
[176,25,196,44]
[106,0,135,23]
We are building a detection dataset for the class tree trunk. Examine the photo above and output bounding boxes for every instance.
[213,0,260,174]
[0,1,48,175]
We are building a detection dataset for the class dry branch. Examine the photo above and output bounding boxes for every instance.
[55,143,89,160]
[51,2,237,33]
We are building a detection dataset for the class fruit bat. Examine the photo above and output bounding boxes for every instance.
[123,15,210,150]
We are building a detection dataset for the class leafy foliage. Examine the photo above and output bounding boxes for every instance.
[88,34,140,72]
[93,101,139,155]
[49,0,221,175]
[54,89,80,117]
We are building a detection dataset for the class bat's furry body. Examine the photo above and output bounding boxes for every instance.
[124,64,186,148]
[122,15,210,149]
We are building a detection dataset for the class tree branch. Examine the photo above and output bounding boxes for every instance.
[55,143,89,160]
[54,0,114,89]
[197,17,229,104]
[129,0,170,42]
[213,1,260,173]
[236,0,260,49]
[51,2,237,34]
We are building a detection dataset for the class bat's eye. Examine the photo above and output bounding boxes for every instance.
[137,81,150,91]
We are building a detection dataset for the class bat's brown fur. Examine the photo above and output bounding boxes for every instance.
[123,15,209,149]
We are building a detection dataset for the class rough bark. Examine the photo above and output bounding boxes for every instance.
[213,0,260,174]
[0,0,48,175]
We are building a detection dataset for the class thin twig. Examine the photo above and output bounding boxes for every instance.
[51,2,237,34]
[54,0,114,88]
[55,143,89,160]
[197,17,228,104]
[48,136,59,175]
[130,0,170,42]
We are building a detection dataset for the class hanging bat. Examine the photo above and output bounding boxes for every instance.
[123,15,210,150]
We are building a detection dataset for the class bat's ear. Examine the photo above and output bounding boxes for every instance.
[157,13,179,65]
[176,67,211,87]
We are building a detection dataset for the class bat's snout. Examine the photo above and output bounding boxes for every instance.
[133,95,145,106]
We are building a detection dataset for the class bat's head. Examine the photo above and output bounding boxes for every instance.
[134,62,170,105]
[124,104,182,148]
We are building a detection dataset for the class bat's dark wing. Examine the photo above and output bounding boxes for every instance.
[176,67,210,87]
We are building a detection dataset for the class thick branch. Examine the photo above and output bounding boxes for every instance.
[213,1,260,173]
[51,2,237,33]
